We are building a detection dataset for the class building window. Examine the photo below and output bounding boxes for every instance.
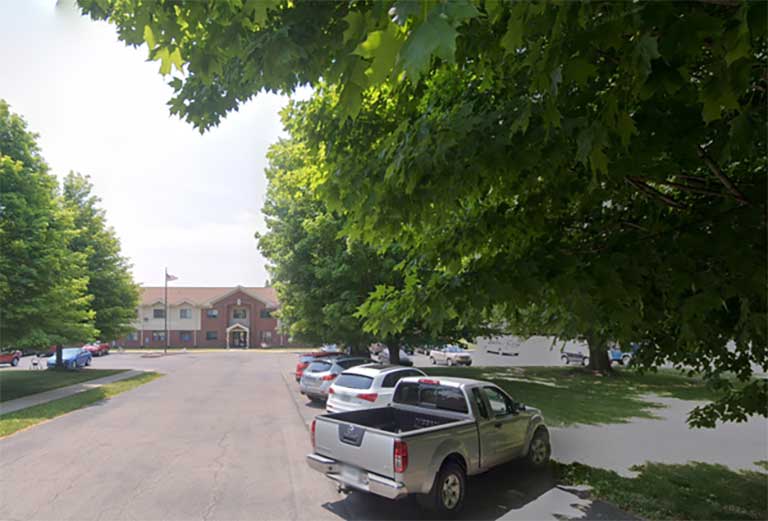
[262,331,273,343]
[127,332,138,341]
[233,308,247,319]
[153,308,165,319]
[260,309,272,319]
[206,331,218,341]
[180,308,192,319]
[152,331,166,342]
[206,309,219,318]
[180,331,192,342]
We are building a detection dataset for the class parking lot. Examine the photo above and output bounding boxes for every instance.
[0,351,589,521]
[1,348,764,521]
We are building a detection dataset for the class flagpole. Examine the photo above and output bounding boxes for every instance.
[164,266,168,355]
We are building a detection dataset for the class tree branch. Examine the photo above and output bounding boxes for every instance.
[633,176,734,199]
[626,177,686,209]
[696,146,750,205]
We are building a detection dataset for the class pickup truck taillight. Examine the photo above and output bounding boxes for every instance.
[321,374,337,381]
[357,393,378,402]
[394,440,408,473]
[311,419,316,450]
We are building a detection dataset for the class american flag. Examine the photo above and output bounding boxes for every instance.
[166,272,178,281]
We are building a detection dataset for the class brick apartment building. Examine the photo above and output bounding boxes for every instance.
[119,286,288,348]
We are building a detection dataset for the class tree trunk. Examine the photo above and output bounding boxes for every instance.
[586,335,612,373]
[55,344,63,369]
[387,344,400,365]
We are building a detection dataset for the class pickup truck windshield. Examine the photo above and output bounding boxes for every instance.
[394,382,469,413]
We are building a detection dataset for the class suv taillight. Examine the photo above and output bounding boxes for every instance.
[311,419,316,450]
[357,393,378,402]
[394,440,408,473]
[321,373,337,381]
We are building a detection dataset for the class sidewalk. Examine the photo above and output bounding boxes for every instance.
[0,370,144,415]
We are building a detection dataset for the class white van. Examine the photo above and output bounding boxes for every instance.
[478,335,520,356]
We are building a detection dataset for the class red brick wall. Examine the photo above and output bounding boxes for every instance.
[117,288,286,348]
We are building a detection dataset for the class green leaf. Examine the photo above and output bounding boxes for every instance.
[143,25,156,50]
[343,10,365,44]
[155,47,171,75]
[169,48,183,73]
[443,0,481,23]
[635,34,660,78]
[564,57,597,86]
[725,17,751,65]
[353,24,403,84]
[616,112,637,147]
[400,16,458,80]
[500,7,524,54]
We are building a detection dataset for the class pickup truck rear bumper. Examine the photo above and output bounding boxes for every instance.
[306,453,407,500]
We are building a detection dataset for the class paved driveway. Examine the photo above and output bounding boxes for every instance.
[0,351,605,521]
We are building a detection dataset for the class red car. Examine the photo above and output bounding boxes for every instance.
[0,350,22,367]
[295,352,341,381]
[82,342,110,357]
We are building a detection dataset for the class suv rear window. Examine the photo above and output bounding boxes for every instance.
[394,382,469,413]
[335,374,373,389]
[337,358,368,369]
[307,361,332,372]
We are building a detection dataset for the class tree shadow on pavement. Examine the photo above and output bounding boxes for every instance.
[321,460,556,520]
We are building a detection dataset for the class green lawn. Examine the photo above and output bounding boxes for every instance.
[555,461,768,521]
[422,366,722,426]
[0,372,163,437]
[0,369,127,402]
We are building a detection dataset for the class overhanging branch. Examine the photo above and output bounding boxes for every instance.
[696,146,750,205]
[626,177,687,209]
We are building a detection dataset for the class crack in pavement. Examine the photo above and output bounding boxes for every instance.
[202,429,231,521]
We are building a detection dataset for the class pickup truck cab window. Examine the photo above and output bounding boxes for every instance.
[394,382,469,413]
[471,388,489,419]
[481,386,515,417]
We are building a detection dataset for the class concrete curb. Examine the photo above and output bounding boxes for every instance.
[0,370,145,416]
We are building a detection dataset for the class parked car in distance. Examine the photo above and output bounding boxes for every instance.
[609,342,640,366]
[325,364,426,414]
[83,341,110,357]
[308,376,550,514]
[482,336,520,356]
[321,344,342,353]
[561,349,589,366]
[300,357,371,402]
[295,351,342,381]
[376,349,414,366]
[0,349,22,367]
[47,348,92,369]
[429,345,472,366]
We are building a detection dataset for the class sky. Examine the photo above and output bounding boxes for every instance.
[0,0,308,287]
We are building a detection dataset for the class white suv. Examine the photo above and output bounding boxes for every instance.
[325,364,425,413]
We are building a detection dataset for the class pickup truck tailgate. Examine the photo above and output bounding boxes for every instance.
[315,416,395,478]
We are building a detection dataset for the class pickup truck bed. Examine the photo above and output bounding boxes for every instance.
[327,407,461,433]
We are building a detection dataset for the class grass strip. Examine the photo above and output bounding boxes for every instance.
[555,460,768,520]
[0,372,162,438]
[423,366,722,426]
[0,369,127,402]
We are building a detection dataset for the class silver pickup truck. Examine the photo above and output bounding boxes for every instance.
[307,376,550,515]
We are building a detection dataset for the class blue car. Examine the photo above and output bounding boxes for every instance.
[609,342,640,366]
[47,348,92,369]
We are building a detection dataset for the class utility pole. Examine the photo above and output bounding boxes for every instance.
[164,267,168,355]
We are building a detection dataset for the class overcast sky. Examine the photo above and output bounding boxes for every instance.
[0,0,307,287]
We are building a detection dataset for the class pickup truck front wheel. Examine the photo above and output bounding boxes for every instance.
[526,429,551,468]
[423,461,466,515]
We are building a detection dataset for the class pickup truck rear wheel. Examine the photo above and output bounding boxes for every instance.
[424,461,466,515]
